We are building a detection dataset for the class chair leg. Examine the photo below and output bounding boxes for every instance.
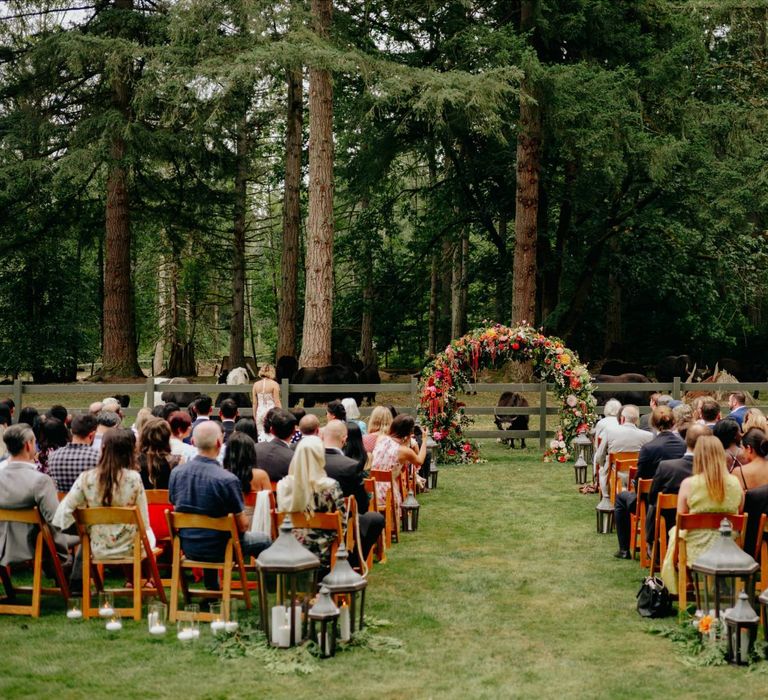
[222,553,233,620]
[629,515,638,560]
[169,539,181,623]
[30,533,43,618]
[132,550,142,621]
[639,516,649,569]
[82,538,92,619]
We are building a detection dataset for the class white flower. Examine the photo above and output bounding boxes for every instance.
[558,440,566,449]
[566,394,578,407]
[550,440,560,450]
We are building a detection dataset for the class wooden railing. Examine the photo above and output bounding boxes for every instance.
[6,378,764,450]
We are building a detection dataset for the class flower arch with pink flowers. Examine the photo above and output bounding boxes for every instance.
[417,323,597,463]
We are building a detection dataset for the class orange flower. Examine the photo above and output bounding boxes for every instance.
[698,615,713,633]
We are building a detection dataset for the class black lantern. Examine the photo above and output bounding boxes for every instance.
[401,490,420,532]
[690,519,759,621]
[573,454,588,484]
[308,585,339,658]
[322,542,367,640]
[426,437,439,489]
[575,431,595,476]
[256,514,321,648]
[596,496,614,534]
[724,592,759,665]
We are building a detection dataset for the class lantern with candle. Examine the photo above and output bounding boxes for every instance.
[723,592,759,665]
[596,496,613,534]
[426,437,439,489]
[308,585,340,658]
[401,490,420,532]
[690,519,758,623]
[147,601,167,636]
[256,514,320,648]
[321,541,367,640]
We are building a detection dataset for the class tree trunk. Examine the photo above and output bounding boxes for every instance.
[511,0,541,328]
[229,113,248,369]
[451,228,468,338]
[277,68,303,360]
[102,0,142,377]
[428,251,439,355]
[360,245,375,367]
[300,0,334,368]
[438,237,453,347]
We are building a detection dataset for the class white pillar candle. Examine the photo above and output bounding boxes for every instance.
[740,629,750,661]
[211,620,226,634]
[149,624,167,635]
[339,605,351,642]
[292,606,302,638]
[105,621,122,631]
[99,606,115,618]
[177,629,195,641]
[66,609,83,620]
[224,621,239,633]
[271,606,286,645]
[277,624,291,648]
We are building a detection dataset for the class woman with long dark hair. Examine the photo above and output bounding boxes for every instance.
[223,432,271,495]
[54,428,154,558]
[138,417,180,489]
[37,416,69,474]
[343,421,369,475]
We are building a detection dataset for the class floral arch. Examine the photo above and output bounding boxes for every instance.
[417,323,597,463]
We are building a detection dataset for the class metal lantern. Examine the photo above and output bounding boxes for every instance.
[573,431,594,470]
[758,589,768,643]
[690,519,759,621]
[596,496,614,534]
[724,592,759,665]
[308,585,339,658]
[426,437,439,489]
[256,514,321,648]
[322,541,367,640]
[401,490,421,532]
[573,454,588,484]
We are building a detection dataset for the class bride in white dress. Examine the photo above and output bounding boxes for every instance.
[252,363,282,440]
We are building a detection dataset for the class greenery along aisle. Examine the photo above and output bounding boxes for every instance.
[418,323,597,463]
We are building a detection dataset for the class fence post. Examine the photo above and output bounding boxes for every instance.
[539,382,547,450]
[672,376,681,400]
[13,378,22,422]
[145,377,155,409]
[410,376,418,414]
[281,378,289,408]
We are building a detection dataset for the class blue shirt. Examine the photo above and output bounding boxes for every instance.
[168,455,244,561]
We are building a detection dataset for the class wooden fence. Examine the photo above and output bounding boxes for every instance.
[6,378,763,450]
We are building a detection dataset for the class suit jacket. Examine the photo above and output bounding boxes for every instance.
[0,461,67,566]
[743,484,768,559]
[324,449,368,514]
[645,454,693,545]
[636,431,686,482]
[727,405,748,429]
[254,439,294,482]
[221,420,236,443]
[594,423,654,470]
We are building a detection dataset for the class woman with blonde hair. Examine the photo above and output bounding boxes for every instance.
[743,409,768,434]
[276,436,345,571]
[363,405,393,453]
[251,363,281,440]
[132,407,152,438]
[661,435,743,590]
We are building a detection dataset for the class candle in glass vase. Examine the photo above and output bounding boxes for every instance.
[66,598,83,619]
[211,620,226,634]
[224,621,239,633]
[106,619,122,631]
[339,603,351,641]
[177,629,195,641]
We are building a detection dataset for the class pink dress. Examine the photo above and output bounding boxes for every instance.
[371,435,402,515]
[363,432,380,454]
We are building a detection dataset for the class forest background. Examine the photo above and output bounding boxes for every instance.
[1,0,767,381]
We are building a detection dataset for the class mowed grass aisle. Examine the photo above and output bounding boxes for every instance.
[0,443,765,699]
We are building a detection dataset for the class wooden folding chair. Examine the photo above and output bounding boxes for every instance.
[370,469,400,544]
[364,478,387,563]
[675,512,747,610]
[629,478,652,567]
[166,511,252,622]
[609,452,639,505]
[0,507,70,617]
[74,506,166,620]
[344,496,373,577]
[754,514,768,596]
[649,493,678,576]
[275,510,344,569]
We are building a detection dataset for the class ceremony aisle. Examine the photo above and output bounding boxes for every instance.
[0,442,761,699]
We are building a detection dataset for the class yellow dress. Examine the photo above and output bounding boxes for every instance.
[660,472,742,591]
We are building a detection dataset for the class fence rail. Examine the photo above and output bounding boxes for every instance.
[6,378,762,450]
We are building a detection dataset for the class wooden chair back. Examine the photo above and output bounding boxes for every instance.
[145,489,172,542]
[166,510,251,622]
[364,477,387,563]
[757,514,768,595]
[675,512,748,610]
[74,506,166,620]
[609,452,639,504]
[370,469,400,544]
[0,507,70,617]
[275,510,344,569]
[629,478,652,567]
[649,493,678,576]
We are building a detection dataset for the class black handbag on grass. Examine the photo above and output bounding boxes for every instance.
[636,576,673,618]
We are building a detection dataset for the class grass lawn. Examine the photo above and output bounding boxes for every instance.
[0,442,764,699]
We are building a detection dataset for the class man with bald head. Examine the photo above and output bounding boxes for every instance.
[169,421,271,590]
[298,414,320,437]
[322,420,385,565]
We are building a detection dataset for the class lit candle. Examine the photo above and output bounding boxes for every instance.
[177,629,195,641]
[105,620,122,631]
[211,620,226,634]
[191,628,200,639]
[740,629,750,661]
[271,606,285,645]
[224,621,238,633]
[339,603,351,642]
[99,606,115,618]
[276,624,291,648]
[149,624,166,635]
[66,609,83,620]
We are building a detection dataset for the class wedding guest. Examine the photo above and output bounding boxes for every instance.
[731,429,768,491]
[48,414,98,492]
[223,432,271,496]
[363,405,393,453]
[138,417,181,490]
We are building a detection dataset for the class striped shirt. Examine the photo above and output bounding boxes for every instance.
[48,443,99,493]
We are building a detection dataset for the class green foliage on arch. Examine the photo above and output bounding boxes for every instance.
[418,323,597,463]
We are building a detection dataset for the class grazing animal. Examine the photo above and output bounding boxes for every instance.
[600,359,645,376]
[215,367,252,408]
[160,377,201,408]
[494,392,529,448]
[592,373,653,407]
[357,363,381,406]
[655,355,709,383]
[292,365,360,407]
[684,366,742,403]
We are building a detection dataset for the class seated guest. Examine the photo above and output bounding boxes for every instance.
[223,432,271,497]
[260,408,277,443]
[88,401,102,416]
[254,409,297,481]
[594,399,622,443]
[47,404,70,426]
[363,405,393,453]
[343,421,370,476]
[0,404,11,461]
[342,398,367,435]
[277,436,345,573]
[37,417,70,474]
[713,418,744,471]
[0,424,71,573]
[219,399,239,444]
[731,429,768,491]
[298,414,320,438]
[54,428,155,559]
[18,406,40,437]
[48,414,99,493]
[727,391,749,429]
[168,421,271,590]
[371,415,428,518]
[646,424,711,552]
[160,402,180,422]
[168,411,197,463]
[190,395,214,431]
[743,408,768,434]
[131,408,153,438]
[0,398,15,421]
[233,418,259,443]
[326,399,346,424]
[613,407,685,559]
[699,398,720,429]
[672,403,694,439]
[92,411,121,454]
[138,417,181,490]
[639,394,660,433]
[289,408,306,444]
[593,405,653,498]
[661,436,743,591]
[101,397,122,419]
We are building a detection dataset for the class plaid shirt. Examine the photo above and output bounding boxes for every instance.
[47,443,99,493]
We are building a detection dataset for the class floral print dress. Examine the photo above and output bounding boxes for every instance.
[372,434,403,516]
[53,469,153,559]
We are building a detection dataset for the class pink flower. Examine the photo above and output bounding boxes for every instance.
[462,443,472,453]
[433,431,443,441]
